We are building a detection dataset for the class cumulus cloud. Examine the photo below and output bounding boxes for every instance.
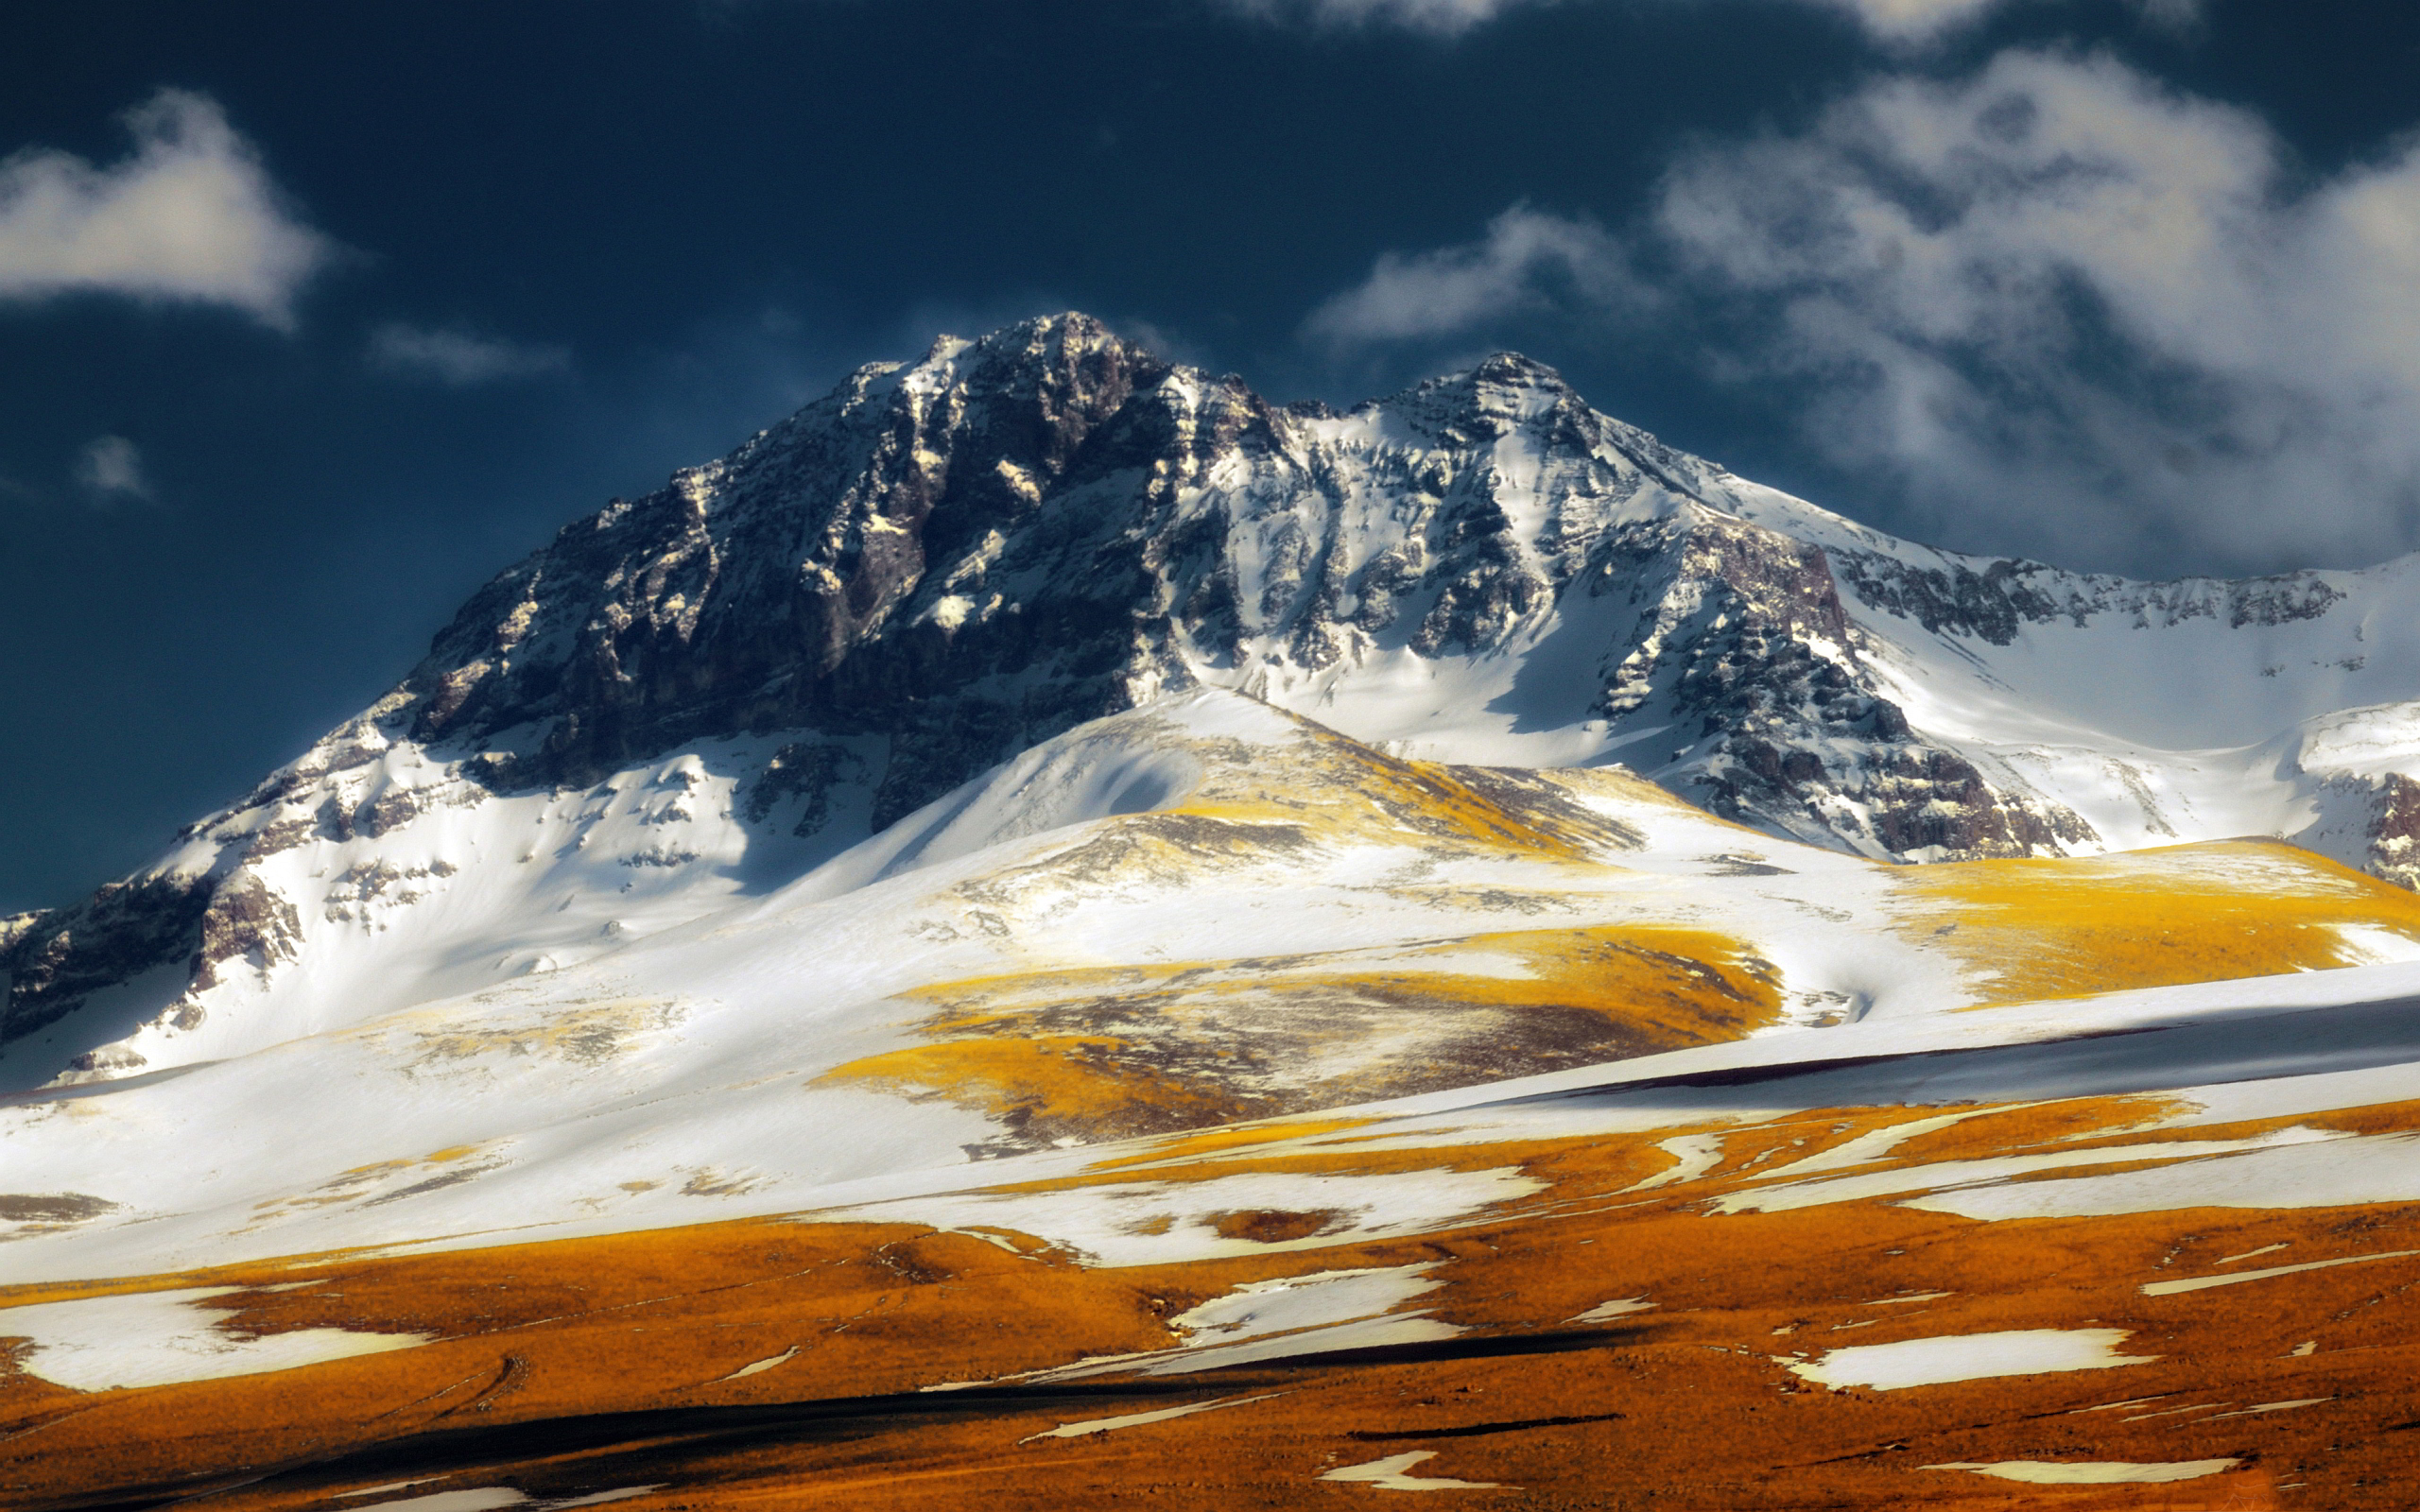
[1310,49,2420,574]
[368,323,570,386]
[0,90,331,327]
[1305,206,1635,344]
[1213,0,2201,44]
[1653,49,2420,571]
[1804,0,2203,44]
[73,437,151,502]
[1806,0,2001,42]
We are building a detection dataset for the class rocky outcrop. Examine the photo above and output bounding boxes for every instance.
[1831,548,2345,644]
[2364,773,2420,891]
[404,319,1207,824]
[1586,513,2091,860]
[0,866,312,1059]
[0,875,214,1046]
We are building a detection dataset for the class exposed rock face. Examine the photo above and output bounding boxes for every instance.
[3,849,310,1064]
[388,316,2082,850]
[1586,513,2094,860]
[2,875,213,1045]
[406,322,1210,823]
[1,704,476,1067]
[12,310,2420,1078]
[1828,549,2344,644]
[2364,774,2420,891]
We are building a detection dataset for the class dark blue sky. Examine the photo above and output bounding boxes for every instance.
[4,0,2416,912]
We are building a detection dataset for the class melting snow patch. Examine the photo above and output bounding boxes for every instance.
[2121,1401,2221,1422]
[2329,924,2420,967]
[1019,1390,1285,1442]
[1925,1460,2238,1485]
[945,1264,1462,1383]
[1902,1130,2419,1221]
[1622,1133,1727,1192]
[1172,1264,1444,1346]
[1785,1329,2155,1391]
[1861,1291,1951,1306]
[1567,1296,1654,1323]
[2142,1247,2420,1296]
[1751,1109,2001,1182]
[2068,1396,2169,1415]
[1320,1452,1502,1490]
[0,1286,431,1391]
[717,1345,799,1381]
[345,1490,659,1512]
[2207,1397,2330,1419]
[819,1167,1539,1267]
[1720,1129,2337,1215]
[1129,1264,1459,1376]
[1143,1312,1460,1375]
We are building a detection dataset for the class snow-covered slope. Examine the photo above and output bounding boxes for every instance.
[13,311,2420,1093]
[11,690,2420,1283]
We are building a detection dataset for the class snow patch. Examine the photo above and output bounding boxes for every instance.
[1568,1297,1655,1323]
[1924,1460,2238,1486]
[1018,1391,1285,1442]
[1786,1328,2155,1391]
[2141,1247,2420,1296]
[1319,1452,1502,1490]
[0,1285,430,1391]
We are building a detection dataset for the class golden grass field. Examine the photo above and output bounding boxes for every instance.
[9,1077,2420,1509]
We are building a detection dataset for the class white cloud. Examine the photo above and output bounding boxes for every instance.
[1651,48,2420,570]
[1806,0,2203,44]
[1210,0,1542,35]
[368,323,570,386]
[0,90,331,327]
[1305,206,1634,344]
[73,437,150,502]
[1806,0,2002,43]
[1212,0,2203,44]
[1309,50,2420,574]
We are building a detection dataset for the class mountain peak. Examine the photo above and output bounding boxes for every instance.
[908,310,1161,394]
[1464,349,1569,388]
[16,316,2420,1093]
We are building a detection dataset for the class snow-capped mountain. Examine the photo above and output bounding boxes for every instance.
[12,310,2420,1090]
[11,685,2420,1284]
